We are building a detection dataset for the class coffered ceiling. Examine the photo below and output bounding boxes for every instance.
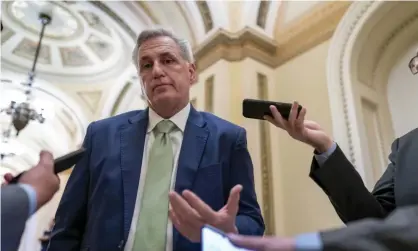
[0,0,327,175]
[1,1,130,84]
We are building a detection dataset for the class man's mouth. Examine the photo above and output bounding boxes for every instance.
[153,84,170,91]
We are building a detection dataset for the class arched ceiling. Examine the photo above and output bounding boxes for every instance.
[0,0,340,175]
[1,0,133,84]
[0,70,88,176]
[354,1,418,88]
[0,0,222,173]
[103,0,226,46]
[1,0,229,83]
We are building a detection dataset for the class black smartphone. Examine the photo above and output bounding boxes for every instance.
[8,148,86,184]
[53,148,86,174]
[242,99,302,120]
[201,224,253,251]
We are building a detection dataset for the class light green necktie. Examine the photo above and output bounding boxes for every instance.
[133,120,176,251]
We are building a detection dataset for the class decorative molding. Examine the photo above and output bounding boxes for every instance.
[194,27,278,71]
[1,24,15,44]
[257,73,275,235]
[274,1,351,65]
[131,1,201,46]
[194,2,350,72]
[373,17,418,90]
[204,75,214,112]
[174,1,198,46]
[327,1,375,176]
[355,2,418,87]
[326,1,417,184]
[111,81,133,116]
[272,1,287,34]
[257,0,272,29]
[56,110,78,143]
[196,1,213,33]
[190,98,197,108]
[135,1,159,25]
[371,10,418,84]
[100,66,137,118]
[77,91,103,113]
[89,1,136,39]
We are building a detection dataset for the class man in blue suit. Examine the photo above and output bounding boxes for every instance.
[47,28,264,251]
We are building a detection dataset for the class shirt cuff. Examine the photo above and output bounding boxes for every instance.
[294,232,323,251]
[314,142,337,166]
[18,184,37,217]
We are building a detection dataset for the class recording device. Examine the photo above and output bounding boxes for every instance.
[53,148,86,173]
[8,148,86,184]
[201,225,253,251]
[242,99,302,121]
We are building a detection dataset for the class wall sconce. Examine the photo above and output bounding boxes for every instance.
[409,50,418,75]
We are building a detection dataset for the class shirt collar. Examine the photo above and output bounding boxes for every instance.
[147,103,190,133]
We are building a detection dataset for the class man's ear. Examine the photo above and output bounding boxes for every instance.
[188,63,197,84]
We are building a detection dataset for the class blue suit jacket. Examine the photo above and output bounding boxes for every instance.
[48,107,264,251]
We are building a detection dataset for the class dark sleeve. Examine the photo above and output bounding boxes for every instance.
[47,123,95,251]
[230,128,265,236]
[309,140,398,223]
[321,205,418,251]
[1,185,30,251]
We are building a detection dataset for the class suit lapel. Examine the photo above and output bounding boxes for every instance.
[120,109,148,241]
[173,108,208,246]
[175,108,208,193]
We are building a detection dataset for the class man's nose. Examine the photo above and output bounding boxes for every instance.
[152,62,164,78]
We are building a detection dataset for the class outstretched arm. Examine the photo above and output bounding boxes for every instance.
[321,204,418,251]
[310,140,397,223]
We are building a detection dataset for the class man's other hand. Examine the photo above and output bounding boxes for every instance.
[264,101,333,153]
[228,234,296,251]
[168,185,242,242]
[19,151,60,209]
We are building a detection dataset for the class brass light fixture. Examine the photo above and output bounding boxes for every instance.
[0,12,51,160]
[409,50,418,75]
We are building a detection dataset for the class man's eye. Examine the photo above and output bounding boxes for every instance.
[163,59,174,64]
[142,63,152,69]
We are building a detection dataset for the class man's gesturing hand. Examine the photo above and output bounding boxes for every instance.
[168,184,242,242]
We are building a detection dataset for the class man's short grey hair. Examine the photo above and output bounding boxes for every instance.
[131,28,194,69]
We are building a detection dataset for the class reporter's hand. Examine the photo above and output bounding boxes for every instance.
[2,173,14,186]
[228,234,296,251]
[19,151,60,209]
[265,102,333,153]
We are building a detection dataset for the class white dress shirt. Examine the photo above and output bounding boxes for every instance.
[124,103,191,251]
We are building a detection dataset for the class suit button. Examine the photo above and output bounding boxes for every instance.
[118,240,124,249]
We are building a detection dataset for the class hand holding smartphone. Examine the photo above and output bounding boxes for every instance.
[8,148,86,184]
[242,99,302,121]
[201,225,253,251]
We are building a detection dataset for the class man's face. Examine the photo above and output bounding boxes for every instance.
[138,36,196,108]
